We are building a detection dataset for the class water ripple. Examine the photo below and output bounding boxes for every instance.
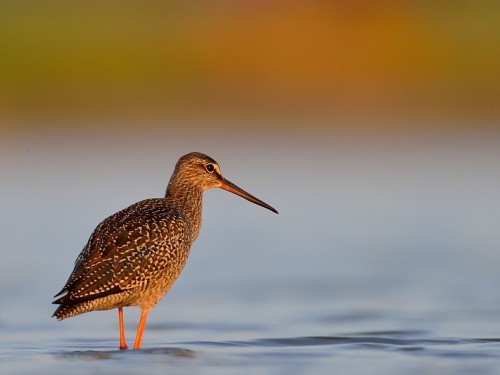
[4,331,500,375]
[184,333,500,359]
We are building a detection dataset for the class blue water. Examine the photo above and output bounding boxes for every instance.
[1,128,500,374]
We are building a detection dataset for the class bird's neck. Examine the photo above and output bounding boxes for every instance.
[165,182,203,242]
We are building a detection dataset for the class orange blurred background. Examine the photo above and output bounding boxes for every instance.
[1,1,498,133]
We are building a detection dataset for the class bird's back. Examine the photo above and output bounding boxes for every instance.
[53,198,193,319]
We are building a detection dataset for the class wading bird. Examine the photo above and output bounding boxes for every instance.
[52,152,278,350]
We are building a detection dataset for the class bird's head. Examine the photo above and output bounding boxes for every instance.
[169,152,278,214]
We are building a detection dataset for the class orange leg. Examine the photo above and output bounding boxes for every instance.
[133,312,148,350]
[118,307,128,350]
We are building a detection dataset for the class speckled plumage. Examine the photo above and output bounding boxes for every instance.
[52,199,192,318]
[52,152,277,350]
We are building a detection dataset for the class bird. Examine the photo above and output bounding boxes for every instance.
[52,152,278,350]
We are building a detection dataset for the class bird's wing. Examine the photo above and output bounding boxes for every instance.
[53,202,191,305]
[53,202,138,298]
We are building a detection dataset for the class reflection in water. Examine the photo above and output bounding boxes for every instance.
[56,347,197,360]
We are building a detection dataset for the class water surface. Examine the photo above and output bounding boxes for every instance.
[2,129,500,374]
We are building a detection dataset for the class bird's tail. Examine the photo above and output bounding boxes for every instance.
[52,301,94,320]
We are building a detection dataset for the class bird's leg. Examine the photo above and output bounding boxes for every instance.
[133,312,148,350]
[118,307,128,350]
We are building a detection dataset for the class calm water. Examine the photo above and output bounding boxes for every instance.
[2,127,500,374]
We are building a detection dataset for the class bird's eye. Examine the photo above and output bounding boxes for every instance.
[205,164,215,173]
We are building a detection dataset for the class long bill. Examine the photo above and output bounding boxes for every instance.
[220,178,279,214]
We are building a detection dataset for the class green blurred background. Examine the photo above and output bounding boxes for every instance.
[1,0,498,133]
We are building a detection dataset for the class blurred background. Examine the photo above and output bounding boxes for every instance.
[1,1,500,369]
[1,0,499,127]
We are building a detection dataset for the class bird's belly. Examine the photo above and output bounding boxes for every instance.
[90,246,191,314]
[132,266,186,313]
[89,268,185,313]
